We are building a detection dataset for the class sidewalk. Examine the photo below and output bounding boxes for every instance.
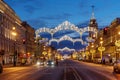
[83,61,113,70]
[3,63,33,68]
[76,60,113,69]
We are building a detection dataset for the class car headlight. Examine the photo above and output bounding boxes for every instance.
[36,62,40,65]
[51,62,54,65]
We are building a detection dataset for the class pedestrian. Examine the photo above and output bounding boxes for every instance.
[102,59,105,64]
[56,59,58,66]
[2,60,4,65]
[109,58,112,65]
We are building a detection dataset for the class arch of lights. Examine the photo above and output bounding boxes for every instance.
[57,47,75,52]
[35,21,98,39]
[49,35,84,45]
[35,21,98,51]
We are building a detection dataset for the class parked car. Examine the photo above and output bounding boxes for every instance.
[113,60,120,73]
[0,63,3,73]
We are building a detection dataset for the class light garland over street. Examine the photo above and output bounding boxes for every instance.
[35,21,97,52]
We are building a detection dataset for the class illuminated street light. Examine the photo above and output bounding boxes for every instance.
[98,37,105,62]
[100,41,103,44]
[91,43,94,48]
[90,43,96,61]
[43,45,46,51]
[115,31,120,61]
[12,32,17,36]
[42,45,48,61]
[12,27,16,30]
[118,31,120,35]
[12,27,17,66]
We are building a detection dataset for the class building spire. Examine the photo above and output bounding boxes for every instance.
[91,5,95,19]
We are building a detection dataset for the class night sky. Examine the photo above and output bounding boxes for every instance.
[4,0,120,29]
[4,0,120,52]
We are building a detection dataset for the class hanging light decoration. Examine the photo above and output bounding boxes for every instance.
[35,21,98,52]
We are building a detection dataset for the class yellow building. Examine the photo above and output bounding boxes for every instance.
[94,18,120,62]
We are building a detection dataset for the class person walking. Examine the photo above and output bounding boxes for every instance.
[56,59,58,66]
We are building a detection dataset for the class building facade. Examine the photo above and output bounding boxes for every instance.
[94,18,120,62]
[0,1,35,65]
[21,22,35,60]
[103,18,120,61]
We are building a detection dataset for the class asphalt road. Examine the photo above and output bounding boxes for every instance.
[0,65,63,80]
[0,59,120,80]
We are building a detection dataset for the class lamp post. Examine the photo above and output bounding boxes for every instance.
[100,39,103,60]
[90,43,96,61]
[114,31,120,61]
[98,37,105,62]
[85,46,89,60]
[115,40,120,61]
[42,45,47,60]
[12,27,17,66]
[35,35,41,61]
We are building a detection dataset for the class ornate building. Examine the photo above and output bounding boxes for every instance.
[94,18,120,62]
[103,18,120,61]
[86,6,98,61]
[0,1,35,65]
[21,21,35,58]
[89,6,98,39]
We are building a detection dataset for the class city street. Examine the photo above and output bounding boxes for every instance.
[1,0,120,80]
[0,60,120,80]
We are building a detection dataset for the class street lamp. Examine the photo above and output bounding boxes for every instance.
[90,43,96,61]
[12,27,17,66]
[47,47,52,60]
[98,37,105,62]
[42,45,47,60]
[118,31,120,35]
[115,31,120,61]
[100,38,103,60]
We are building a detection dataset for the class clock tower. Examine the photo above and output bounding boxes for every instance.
[89,5,98,39]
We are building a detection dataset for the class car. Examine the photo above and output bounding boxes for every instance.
[36,60,45,66]
[0,63,3,73]
[46,60,56,67]
[113,60,120,73]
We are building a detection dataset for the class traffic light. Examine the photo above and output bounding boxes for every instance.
[103,27,108,35]
[22,39,26,44]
